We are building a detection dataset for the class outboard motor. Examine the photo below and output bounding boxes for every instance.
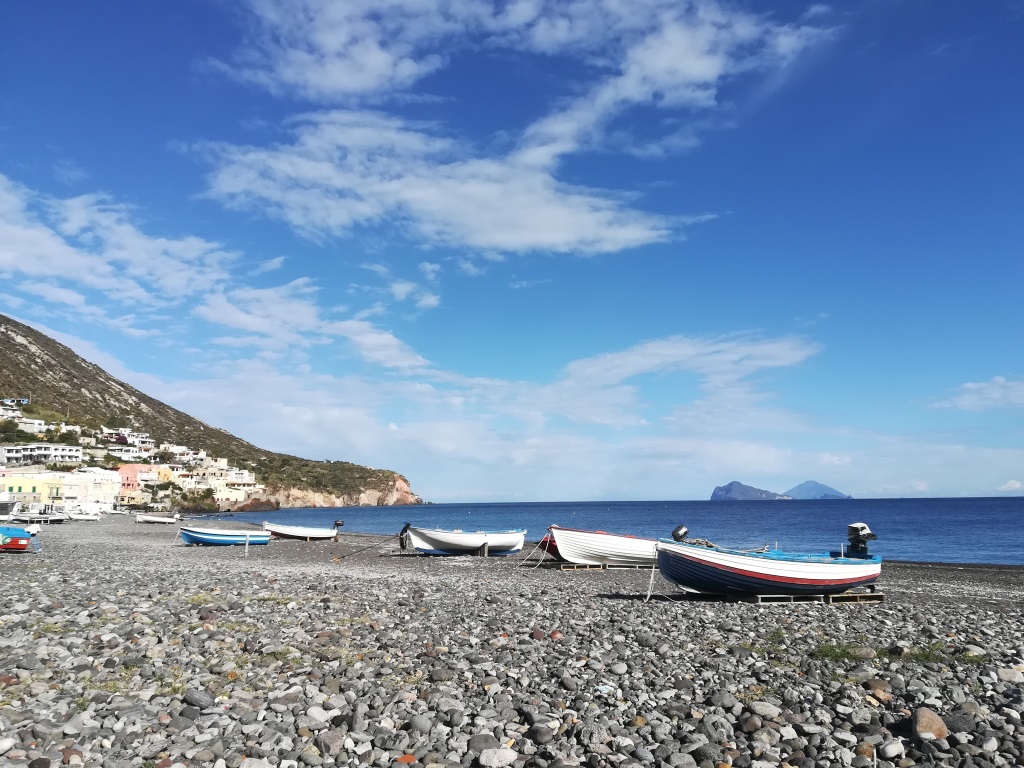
[847,522,877,556]
[671,524,689,542]
[399,522,411,552]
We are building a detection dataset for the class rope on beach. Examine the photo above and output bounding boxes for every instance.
[644,560,659,602]
[333,533,400,560]
[517,538,548,569]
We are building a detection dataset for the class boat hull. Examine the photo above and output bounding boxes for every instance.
[262,522,338,541]
[656,539,881,596]
[0,525,37,554]
[406,527,525,556]
[136,514,180,524]
[67,512,102,522]
[547,525,657,567]
[179,527,271,546]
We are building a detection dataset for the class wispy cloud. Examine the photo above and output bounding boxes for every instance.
[252,255,286,275]
[198,1,828,255]
[197,110,672,254]
[53,158,89,186]
[0,174,234,314]
[933,376,1024,411]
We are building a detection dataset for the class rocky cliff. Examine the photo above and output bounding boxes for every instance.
[237,474,421,510]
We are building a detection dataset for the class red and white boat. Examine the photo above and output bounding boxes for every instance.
[546,524,658,567]
[656,523,882,596]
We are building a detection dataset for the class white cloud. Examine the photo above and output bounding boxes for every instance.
[0,174,236,312]
[252,255,286,274]
[389,280,418,301]
[199,2,827,255]
[323,318,430,371]
[415,292,441,309]
[193,279,324,346]
[997,480,1022,492]
[216,0,465,101]
[18,281,89,308]
[802,4,832,20]
[199,110,671,254]
[419,262,441,281]
[933,376,1024,411]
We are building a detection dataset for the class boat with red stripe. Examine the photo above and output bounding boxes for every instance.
[656,522,881,596]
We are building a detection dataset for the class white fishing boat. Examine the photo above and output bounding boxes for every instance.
[66,510,102,522]
[262,521,339,541]
[12,503,67,524]
[545,524,658,567]
[401,525,526,556]
[135,512,181,524]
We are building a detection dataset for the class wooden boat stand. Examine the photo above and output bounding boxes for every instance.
[728,591,885,604]
[549,562,652,571]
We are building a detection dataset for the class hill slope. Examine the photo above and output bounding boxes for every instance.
[0,314,419,505]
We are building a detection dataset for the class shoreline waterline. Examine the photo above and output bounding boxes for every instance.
[200,495,1024,566]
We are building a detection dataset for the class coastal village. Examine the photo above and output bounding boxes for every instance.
[0,397,261,514]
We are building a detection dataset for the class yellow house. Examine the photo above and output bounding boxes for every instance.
[156,465,177,483]
[1,472,64,504]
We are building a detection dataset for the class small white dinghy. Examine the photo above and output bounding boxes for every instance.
[262,522,339,541]
[545,524,658,567]
[401,525,526,556]
[136,513,181,524]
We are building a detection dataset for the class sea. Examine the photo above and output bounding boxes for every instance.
[205,496,1024,566]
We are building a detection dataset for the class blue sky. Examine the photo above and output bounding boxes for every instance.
[2,1,1022,502]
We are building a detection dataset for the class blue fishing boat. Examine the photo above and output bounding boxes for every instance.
[656,522,882,596]
[179,526,271,546]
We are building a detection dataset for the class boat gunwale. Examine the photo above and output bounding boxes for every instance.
[548,524,656,542]
[409,526,527,535]
[656,538,882,565]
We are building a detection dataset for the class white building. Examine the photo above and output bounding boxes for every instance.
[66,467,122,508]
[157,443,207,465]
[44,422,83,434]
[0,443,83,466]
[15,417,45,434]
[105,445,143,461]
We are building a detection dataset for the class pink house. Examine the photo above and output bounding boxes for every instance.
[117,464,157,493]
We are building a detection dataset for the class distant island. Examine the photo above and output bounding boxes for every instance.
[711,480,852,501]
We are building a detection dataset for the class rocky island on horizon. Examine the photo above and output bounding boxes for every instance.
[711,479,853,501]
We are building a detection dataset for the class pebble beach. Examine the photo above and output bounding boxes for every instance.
[1,518,1022,768]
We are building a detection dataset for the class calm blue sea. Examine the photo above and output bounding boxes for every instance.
[206,497,1024,566]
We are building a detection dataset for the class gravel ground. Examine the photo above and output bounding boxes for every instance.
[0,517,1021,768]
